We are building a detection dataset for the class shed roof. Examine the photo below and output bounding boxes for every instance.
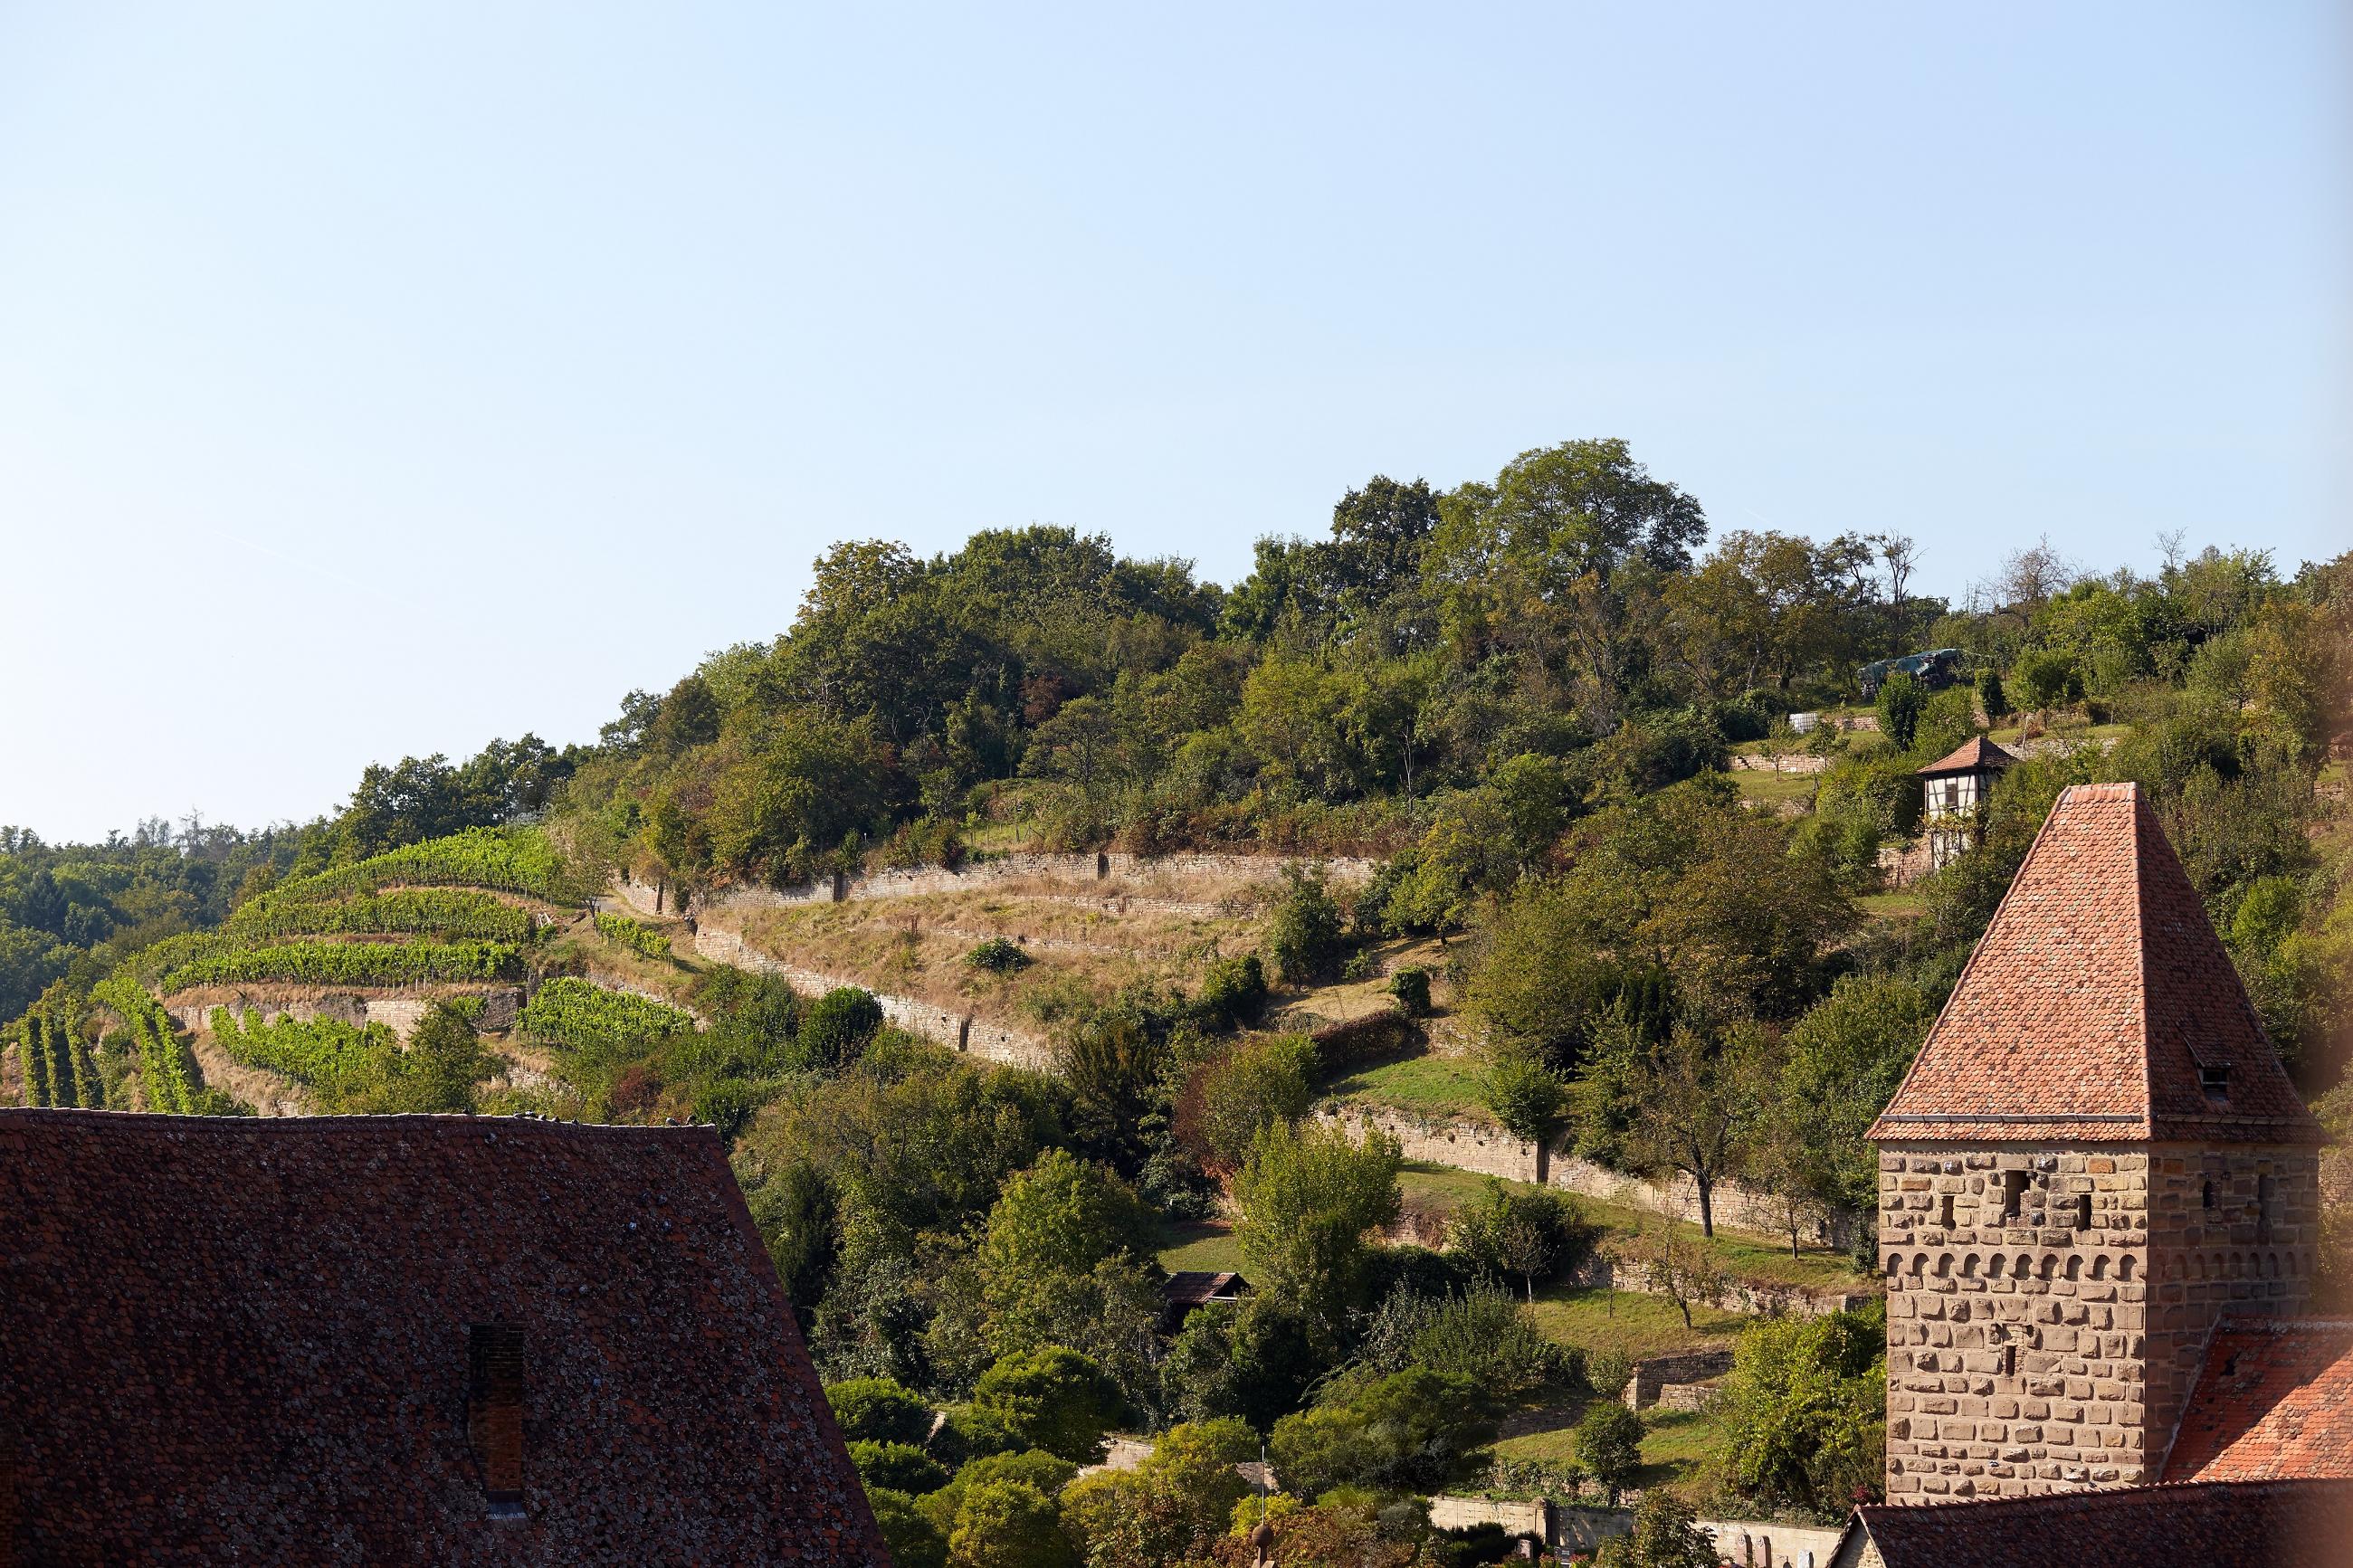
[1916,735,2017,777]
[1834,1478,2353,1568]
[1869,782,2319,1145]
[2164,1319,2353,1482]
[0,1109,886,1565]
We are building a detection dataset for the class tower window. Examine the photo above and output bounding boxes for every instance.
[2002,1345,2017,1378]
[467,1324,526,1519]
[2001,1171,2031,1221]
[2074,1193,2092,1231]
[1940,1194,1955,1229]
[2203,1178,2216,1212]
[2257,1176,2275,1245]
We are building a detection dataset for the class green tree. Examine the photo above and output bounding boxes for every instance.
[796,987,883,1073]
[1233,1119,1402,1341]
[358,1000,489,1114]
[850,1440,950,1495]
[1445,1180,1594,1300]
[957,1152,1163,1395]
[1716,1302,1887,1512]
[971,1347,1125,1464]
[1182,1032,1317,1172]
[1481,1044,1566,1145]
[1577,1019,1767,1237]
[947,1478,1074,1568]
[1596,1489,1720,1568]
[1778,975,1938,1217]
[1268,1367,1495,1497]
[1574,1401,1643,1502]
[1264,866,1348,985]
[865,1487,948,1568]
[1060,1417,1258,1568]
[1976,665,2009,721]
[1874,669,1924,751]
[825,1376,931,1446]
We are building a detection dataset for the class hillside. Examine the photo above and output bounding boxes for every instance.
[2,456,2347,1554]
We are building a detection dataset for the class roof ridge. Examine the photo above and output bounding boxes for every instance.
[2129,788,2158,1155]
[0,1107,718,1140]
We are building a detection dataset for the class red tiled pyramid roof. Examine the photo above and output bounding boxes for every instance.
[0,1110,889,1565]
[1840,1478,2353,1568]
[1917,734,2017,777]
[2165,1320,2353,1482]
[1869,782,2320,1145]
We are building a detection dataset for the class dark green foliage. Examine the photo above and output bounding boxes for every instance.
[1976,664,2009,720]
[1595,1490,1720,1568]
[1195,953,1267,1030]
[1348,1280,1573,1398]
[1445,1180,1596,1299]
[1481,1047,1565,1145]
[796,987,883,1073]
[1387,966,1431,1017]
[863,1487,948,1568]
[1264,867,1348,985]
[849,1440,950,1496]
[966,937,1032,974]
[1159,1297,1326,1433]
[970,1347,1125,1463]
[1716,1299,1887,1513]
[1267,1367,1497,1497]
[1574,1401,1643,1500]
[826,1375,933,1445]
[1873,669,1924,750]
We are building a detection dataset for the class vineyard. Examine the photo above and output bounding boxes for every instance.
[92,978,198,1114]
[257,827,582,906]
[210,1007,396,1101]
[593,910,674,962]
[519,977,695,1069]
[230,889,537,945]
[7,991,101,1108]
[161,940,524,991]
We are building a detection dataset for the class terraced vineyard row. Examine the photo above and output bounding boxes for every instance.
[229,888,537,945]
[163,940,524,990]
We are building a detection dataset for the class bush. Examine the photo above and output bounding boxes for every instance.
[1196,953,1268,1030]
[1446,1180,1595,1299]
[1268,1367,1496,1497]
[688,1077,766,1140]
[1265,866,1348,985]
[971,1347,1125,1463]
[945,1479,1072,1568]
[864,1488,948,1568]
[1586,1348,1634,1401]
[1388,967,1431,1017]
[1976,666,2009,721]
[1575,1401,1643,1501]
[850,1440,951,1496]
[1874,670,1924,751]
[1179,1033,1318,1172]
[796,987,883,1073]
[2014,648,2083,710]
[967,937,1032,974]
[825,1376,932,1445]
[1350,1280,1572,1398]
[1481,1047,1566,1145]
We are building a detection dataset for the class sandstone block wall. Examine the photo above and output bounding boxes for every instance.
[1879,1143,2155,1499]
[1627,1348,1736,1410]
[2141,1143,2319,1461]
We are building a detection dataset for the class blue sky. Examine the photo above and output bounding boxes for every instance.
[2,4,2346,841]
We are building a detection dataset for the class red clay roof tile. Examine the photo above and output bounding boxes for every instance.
[0,1109,889,1565]
[1841,1478,2353,1568]
[1869,782,2320,1145]
[2164,1319,2353,1483]
[1916,735,2017,777]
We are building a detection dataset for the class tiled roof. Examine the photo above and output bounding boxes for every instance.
[1162,1270,1246,1305]
[0,1110,887,1565]
[1839,1478,2353,1568]
[1869,783,2320,1145]
[2165,1319,2353,1482]
[1916,735,2017,777]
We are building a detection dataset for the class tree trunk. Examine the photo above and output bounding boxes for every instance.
[1695,1173,1716,1238]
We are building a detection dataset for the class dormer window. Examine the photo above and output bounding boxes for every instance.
[467,1324,526,1520]
[2200,1064,2231,1099]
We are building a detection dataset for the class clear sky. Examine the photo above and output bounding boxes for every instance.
[2,4,2346,842]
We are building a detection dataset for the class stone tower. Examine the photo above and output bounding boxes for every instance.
[1868,782,2323,1502]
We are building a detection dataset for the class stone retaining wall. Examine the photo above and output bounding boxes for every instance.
[1697,1518,1844,1568]
[1426,1496,1549,1539]
[1625,1348,1737,1410]
[1322,1103,1858,1253]
[167,986,525,1041]
[691,926,1053,1071]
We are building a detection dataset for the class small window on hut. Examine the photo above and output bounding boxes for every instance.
[468,1324,526,1520]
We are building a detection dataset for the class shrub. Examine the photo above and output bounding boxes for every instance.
[1446,1180,1595,1299]
[1977,665,2010,721]
[1575,1401,1643,1501]
[1350,1280,1571,1398]
[966,937,1032,974]
[850,1440,951,1496]
[1196,953,1269,1031]
[970,1348,1125,1464]
[796,987,883,1073]
[1265,866,1348,985]
[864,1488,948,1568]
[2014,648,2083,710]
[1874,670,1924,751]
[1481,1046,1566,1145]
[945,1478,1072,1568]
[1586,1348,1634,1401]
[1268,1367,1496,1497]
[1178,1033,1318,1172]
[826,1376,933,1445]
[1388,967,1431,1017]
[688,1077,766,1139]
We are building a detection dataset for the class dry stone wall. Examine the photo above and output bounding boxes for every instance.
[167,986,525,1041]
[691,925,1053,1071]
[1625,1348,1735,1410]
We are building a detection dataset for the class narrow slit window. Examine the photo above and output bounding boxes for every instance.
[2074,1193,2092,1231]
[2002,1345,2016,1378]
[2203,1178,2216,1212]
[2257,1176,2275,1246]
[1940,1194,1955,1230]
[467,1324,526,1519]
[2001,1171,2030,1221]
